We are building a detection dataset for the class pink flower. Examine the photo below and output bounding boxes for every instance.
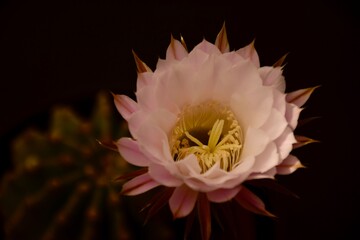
[113,25,316,239]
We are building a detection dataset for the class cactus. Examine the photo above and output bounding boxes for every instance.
[0,92,159,240]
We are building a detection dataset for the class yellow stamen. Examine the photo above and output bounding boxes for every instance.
[170,101,243,173]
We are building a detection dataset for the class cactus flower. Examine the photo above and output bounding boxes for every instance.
[113,25,316,239]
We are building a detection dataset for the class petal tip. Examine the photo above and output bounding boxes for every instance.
[273,52,290,68]
[215,22,230,53]
[132,50,152,73]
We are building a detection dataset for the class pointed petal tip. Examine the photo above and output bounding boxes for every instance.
[132,50,152,73]
[167,34,188,60]
[215,22,230,53]
[293,135,321,149]
[169,185,198,219]
[273,52,290,67]
[95,139,118,151]
[299,163,306,169]
[235,186,276,218]
[180,34,188,51]
[286,85,319,107]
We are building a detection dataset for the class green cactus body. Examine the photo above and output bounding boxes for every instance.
[0,92,132,240]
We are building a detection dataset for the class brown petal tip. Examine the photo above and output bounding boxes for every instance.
[180,34,188,52]
[95,139,118,151]
[273,52,290,67]
[132,50,152,73]
[215,22,230,53]
[293,135,321,149]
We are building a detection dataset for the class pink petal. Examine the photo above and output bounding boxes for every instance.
[166,35,188,61]
[234,186,275,217]
[236,40,260,68]
[274,127,296,160]
[175,154,202,177]
[276,154,304,175]
[136,124,169,162]
[241,127,270,158]
[169,185,198,219]
[286,86,319,107]
[182,162,230,192]
[152,62,199,108]
[247,167,277,180]
[215,58,263,102]
[136,85,158,110]
[136,72,153,91]
[121,173,160,195]
[261,109,288,140]
[206,186,242,203]
[140,108,177,134]
[113,94,138,120]
[231,87,273,129]
[285,103,302,130]
[116,138,150,167]
[127,110,147,138]
[272,90,286,115]
[193,39,221,55]
[258,66,285,92]
[148,162,183,187]
[252,142,279,173]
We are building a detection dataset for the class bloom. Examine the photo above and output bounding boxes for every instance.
[114,25,316,238]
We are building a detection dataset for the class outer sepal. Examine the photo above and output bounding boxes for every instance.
[234,186,275,217]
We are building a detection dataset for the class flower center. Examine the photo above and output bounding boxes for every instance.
[170,101,243,173]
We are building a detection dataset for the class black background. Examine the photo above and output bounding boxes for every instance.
[0,0,358,239]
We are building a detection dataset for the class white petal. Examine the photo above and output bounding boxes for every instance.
[116,138,149,167]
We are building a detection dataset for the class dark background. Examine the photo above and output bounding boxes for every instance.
[0,0,358,239]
